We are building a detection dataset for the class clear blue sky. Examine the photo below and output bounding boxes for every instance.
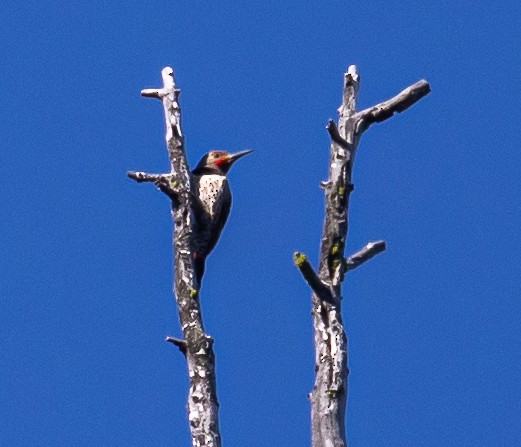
[2,1,521,446]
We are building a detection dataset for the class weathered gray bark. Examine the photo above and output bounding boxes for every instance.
[128,67,221,447]
[294,66,430,447]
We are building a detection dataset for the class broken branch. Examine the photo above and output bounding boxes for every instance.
[344,240,386,272]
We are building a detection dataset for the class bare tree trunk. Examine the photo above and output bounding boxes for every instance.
[128,67,221,447]
[295,65,430,447]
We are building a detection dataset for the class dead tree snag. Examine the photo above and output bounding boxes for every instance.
[128,67,221,447]
[294,66,430,447]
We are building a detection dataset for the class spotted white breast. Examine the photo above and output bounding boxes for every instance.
[197,174,229,217]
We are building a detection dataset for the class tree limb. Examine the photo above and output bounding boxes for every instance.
[166,336,188,355]
[326,120,349,149]
[355,79,431,134]
[344,240,386,273]
[127,171,164,183]
[130,67,221,447]
[127,171,178,198]
[293,252,334,303]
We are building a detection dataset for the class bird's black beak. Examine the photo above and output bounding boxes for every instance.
[227,149,254,163]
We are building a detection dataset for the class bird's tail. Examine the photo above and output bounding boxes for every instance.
[194,257,206,288]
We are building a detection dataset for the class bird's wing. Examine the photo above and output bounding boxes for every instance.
[205,181,232,256]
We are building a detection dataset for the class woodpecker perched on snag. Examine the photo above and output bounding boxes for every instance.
[191,149,253,285]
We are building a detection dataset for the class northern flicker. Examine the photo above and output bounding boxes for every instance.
[191,149,253,285]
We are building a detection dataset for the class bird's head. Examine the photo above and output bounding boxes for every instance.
[193,149,254,175]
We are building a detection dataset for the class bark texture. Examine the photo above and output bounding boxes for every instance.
[128,67,221,447]
[295,66,430,447]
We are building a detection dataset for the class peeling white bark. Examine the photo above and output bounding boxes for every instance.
[295,66,430,447]
[129,68,221,447]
